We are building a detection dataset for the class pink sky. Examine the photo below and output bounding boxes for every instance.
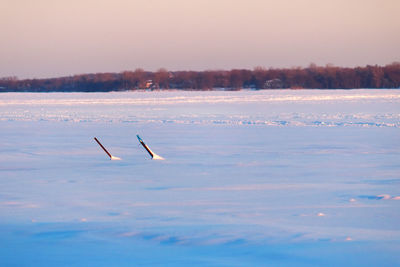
[1,0,399,78]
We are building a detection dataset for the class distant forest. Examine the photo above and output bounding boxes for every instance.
[1,63,400,92]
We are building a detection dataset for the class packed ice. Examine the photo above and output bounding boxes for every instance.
[0,89,399,266]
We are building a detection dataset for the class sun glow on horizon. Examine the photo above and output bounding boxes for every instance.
[1,0,399,78]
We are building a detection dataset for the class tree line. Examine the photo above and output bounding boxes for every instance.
[1,63,399,92]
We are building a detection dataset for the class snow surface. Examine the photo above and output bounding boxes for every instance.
[0,90,399,266]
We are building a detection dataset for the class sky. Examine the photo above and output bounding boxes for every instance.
[1,0,399,79]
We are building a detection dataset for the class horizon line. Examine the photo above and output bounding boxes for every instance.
[3,62,400,81]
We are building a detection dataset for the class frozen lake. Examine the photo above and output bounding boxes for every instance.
[1,90,399,266]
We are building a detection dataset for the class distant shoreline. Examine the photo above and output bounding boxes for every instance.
[1,63,399,92]
[1,88,400,93]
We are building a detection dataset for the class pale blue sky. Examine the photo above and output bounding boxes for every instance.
[1,0,399,78]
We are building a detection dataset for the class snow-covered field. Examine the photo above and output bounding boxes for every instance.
[1,90,399,266]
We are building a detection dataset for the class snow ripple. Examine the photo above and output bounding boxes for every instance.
[1,90,399,128]
[0,90,399,106]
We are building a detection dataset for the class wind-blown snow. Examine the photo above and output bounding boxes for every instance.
[0,90,399,266]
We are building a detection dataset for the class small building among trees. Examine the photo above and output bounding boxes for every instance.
[264,78,283,89]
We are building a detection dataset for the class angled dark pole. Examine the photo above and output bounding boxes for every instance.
[137,135,154,158]
[94,137,121,160]
[137,135,164,160]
